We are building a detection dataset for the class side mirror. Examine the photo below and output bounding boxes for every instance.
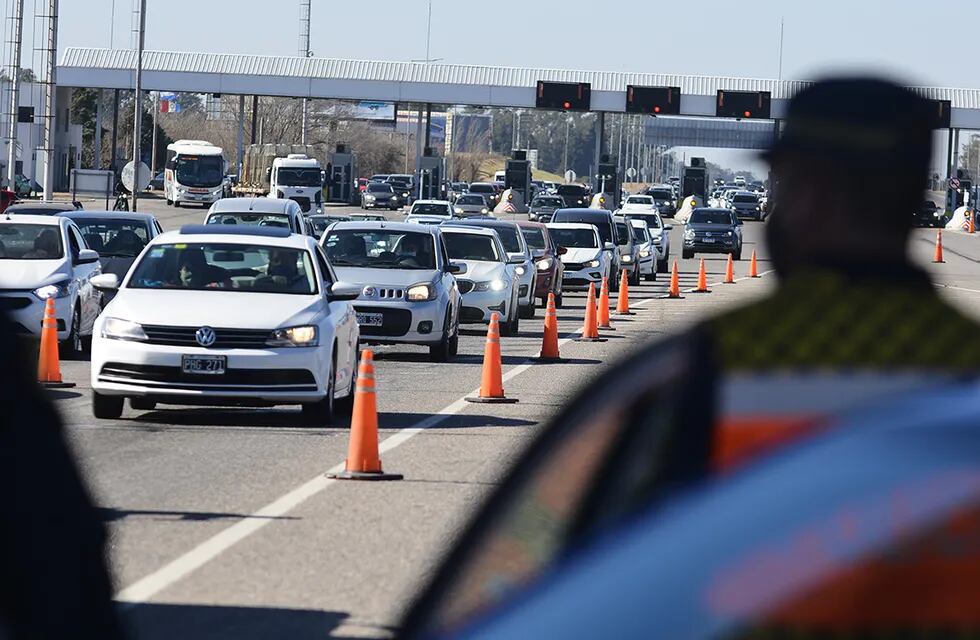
[557,246,568,256]
[90,273,119,290]
[604,242,616,251]
[328,281,362,301]
[76,248,100,265]
[507,254,526,265]
[532,249,546,259]
[447,262,467,275]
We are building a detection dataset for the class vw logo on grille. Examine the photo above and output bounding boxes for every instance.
[705,232,712,237]
[195,326,217,347]
[362,286,376,297]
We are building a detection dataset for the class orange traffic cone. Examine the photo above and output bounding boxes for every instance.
[724,254,736,284]
[328,350,402,481]
[667,260,683,299]
[933,230,945,264]
[466,312,519,403]
[969,211,976,234]
[693,258,711,293]
[576,282,606,342]
[749,249,760,278]
[615,269,634,315]
[37,297,74,388]
[539,293,562,362]
[598,276,613,329]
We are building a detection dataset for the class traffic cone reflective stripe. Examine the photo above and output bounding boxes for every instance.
[37,297,73,388]
[724,254,736,284]
[328,349,402,481]
[466,313,518,403]
[933,230,945,264]
[693,258,711,293]
[615,269,634,315]
[576,282,606,342]
[749,250,760,278]
[598,277,612,328]
[969,211,976,234]
[668,260,683,299]
[539,293,562,361]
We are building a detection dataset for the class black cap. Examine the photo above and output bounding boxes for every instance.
[766,77,933,171]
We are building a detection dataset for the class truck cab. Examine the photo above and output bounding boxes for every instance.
[267,154,325,215]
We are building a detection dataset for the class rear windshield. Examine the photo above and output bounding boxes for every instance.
[690,210,734,225]
[520,227,547,250]
[0,223,64,259]
[444,233,501,262]
[207,213,291,229]
[549,227,597,249]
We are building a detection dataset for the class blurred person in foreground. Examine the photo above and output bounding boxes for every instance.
[0,318,123,638]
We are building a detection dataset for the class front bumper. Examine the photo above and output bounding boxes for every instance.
[684,237,737,253]
[91,336,330,403]
[0,292,71,339]
[353,299,447,346]
[458,289,509,324]
[561,265,604,291]
[535,268,557,299]
[637,254,655,275]
[364,199,399,209]
[175,190,222,204]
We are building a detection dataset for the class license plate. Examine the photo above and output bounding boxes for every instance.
[702,238,715,244]
[181,355,227,375]
[356,313,384,327]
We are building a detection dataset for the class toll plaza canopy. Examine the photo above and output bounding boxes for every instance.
[58,47,980,127]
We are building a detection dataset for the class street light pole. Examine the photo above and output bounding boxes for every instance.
[131,0,146,211]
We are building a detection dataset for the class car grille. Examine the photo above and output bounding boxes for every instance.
[563,277,592,287]
[457,280,475,295]
[460,306,487,322]
[367,288,405,300]
[141,325,271,349]
[98,363,317,392]
[290,196,312,213]
[563,262,586,271]
[0,296,33,311]
[353,305,412,337]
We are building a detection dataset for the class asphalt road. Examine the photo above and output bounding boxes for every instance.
[50,195,980,639]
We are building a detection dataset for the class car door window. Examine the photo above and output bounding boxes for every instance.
[314,247,334,285]
[67,225,83,261]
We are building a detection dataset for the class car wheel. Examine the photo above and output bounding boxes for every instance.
[629,268,641,286]
[334,349,358,418]
[165,198,172,206]
[302,355,335,427]
[59,305,84,361]
[500,304,519,337]
[130,397,157,411]
[519,302,536,319]
[657,257,669,273]
[645,272,656,281]
[682,249,694,260]
[92,392,124,419]
[429,309,458,362]
[734,248,743,261]
[554,292,564,308]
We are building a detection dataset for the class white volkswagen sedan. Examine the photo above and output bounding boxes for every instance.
[89,225,361,425]
[440,225,520,336]
[0,214,102,357]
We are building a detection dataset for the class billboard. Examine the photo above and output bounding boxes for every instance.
[323,100,397,122]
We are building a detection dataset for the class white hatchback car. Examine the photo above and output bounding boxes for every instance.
[0,213,102,357]
[440,225,520,336]
[547,222,612,292]
[409,200,454,219]
[205,197,311,237]
[89,225,361,425]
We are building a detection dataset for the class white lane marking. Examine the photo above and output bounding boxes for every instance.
[939,283,980,295]
[116,327,584,603]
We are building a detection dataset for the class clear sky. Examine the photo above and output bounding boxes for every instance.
[9,0,977,174]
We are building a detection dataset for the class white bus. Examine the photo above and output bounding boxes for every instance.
[164,140,226,207]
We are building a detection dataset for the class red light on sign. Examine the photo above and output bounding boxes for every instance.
[563,101,571,109]
[744,111,752,118]
[654,106,661,114]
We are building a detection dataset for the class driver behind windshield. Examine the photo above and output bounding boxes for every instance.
[177,248,231,289]
[396,234,434,269]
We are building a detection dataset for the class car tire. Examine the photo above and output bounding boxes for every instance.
[645,272,656,282]
[165,198,173,206]
[429,309,459,362]
[130,397,157,411]
[554,292,564,308]
[334,350,357,418]
[302,356,336,427]
[734,248,743,261]
[682,249,694,260]
[500,304,519,337]
[609,267,619,292]
[92,392,124,419]
[59,305,85,361]
[629,268,641,286]
[519,302,536,320]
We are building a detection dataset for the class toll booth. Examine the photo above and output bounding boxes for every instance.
[328,144,357,204]
[595,154,621,210]
[419,148,446,201]
[505,150,533,212]
[682,157,709,203]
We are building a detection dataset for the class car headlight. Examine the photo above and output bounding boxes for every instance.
[639,250,651,258]
[481,208,488,214]
[455,207,464,214]
[364,195,376,201]
[536,258,553,271]
[489,279,507,291]
[586,259,601,268]
[684,229,695,239]
[514,265,527,276]
[33,280,71,300]
[101,317,148,342]
[407,283,436,302]
[403,192,410,198]
[620,254,633,263]
[725,231,733,237]
[266,325,319,347]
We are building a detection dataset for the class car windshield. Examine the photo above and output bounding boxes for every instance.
[206,213,291,229]
[308,218,331,235]
[615,222,631,244]
[649,189,672,200]
[0,223,64,259]
[690,210,734,224]
[480,225,521,253]
[411,203,450,216]
[532,198,563,207]
[626,197,653,205]
[175,155,224,187]
[368,184,394,194]
[520,227,547,250]
[277,168,322,187]
[549,227,598,249]
[469,184,494,194]
[558,215,612,243]
[631,225,650,242]
[70,218,150,258]
[128,243,317,294]
[625,214,661,229]
[458,195,485,205]
[444,233,501,262]
[557,185,586,195]
[323,230,436,270]
[733,194,758,204]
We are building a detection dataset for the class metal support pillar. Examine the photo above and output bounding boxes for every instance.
[94,89,103,168]
[40,0,59,200]
[593,112,605,190]
[237,95,245,176]
[110,89,119,172]
[250,95,258,144]
[5,0,24,186]
[130,0,145,211]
